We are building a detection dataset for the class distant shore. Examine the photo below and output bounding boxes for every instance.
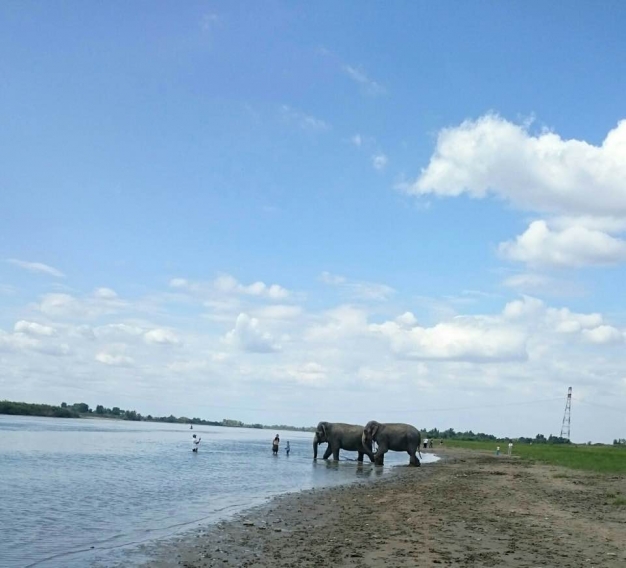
[140,448,625,567]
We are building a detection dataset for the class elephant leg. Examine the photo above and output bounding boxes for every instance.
[357,451,364,462]
[374,443,387,465]
[323,446,333,460]
[333,448,340,460]
[408,450,421,467]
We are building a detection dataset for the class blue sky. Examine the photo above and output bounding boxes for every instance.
[1,2,625,441]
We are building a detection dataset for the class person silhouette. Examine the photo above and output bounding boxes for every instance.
[272,434,280,455]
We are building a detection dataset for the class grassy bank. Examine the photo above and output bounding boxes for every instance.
[445,439,626,473]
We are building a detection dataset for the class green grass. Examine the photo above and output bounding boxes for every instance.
[444,440,626,473]
[613,497,626,507]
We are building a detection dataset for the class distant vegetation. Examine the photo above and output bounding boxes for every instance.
[421,427,571,445]
[0,400,314,431]
[0,400,621,444]
[445,439,626,473]
[0,400,80,418]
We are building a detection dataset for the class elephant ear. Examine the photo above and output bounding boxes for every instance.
[321,422,328,439]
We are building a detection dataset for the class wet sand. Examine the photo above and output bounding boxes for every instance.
[143,448,625,567]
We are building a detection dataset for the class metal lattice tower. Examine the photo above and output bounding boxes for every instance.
[560,387,572,440]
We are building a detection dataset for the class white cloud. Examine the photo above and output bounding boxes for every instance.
[351,134,363,147]
[95,352,134,366]
[370,317,528,362]
[93,287,118,300]
[169,278,189,289]
[396,312,418,328]
[582,325,624,345]
[14,320,56,337]
[38,290,124,319]
[0,328,69,356]
[250,305,303,320]
[94,323,144,340]
[344,65,386,96]
[213,274,290,300]
[224,313,280,353]
[372,153,388,171]
[169,274,291,306]
[0,329,39,352]
[6,259,65,278]
[409,115,626,217]
[407,115,626,269]
[281,105,330,132]
[499,220,626,268]
[320,272,346,285]
[306,305,369,342]
[319,272,395,301]
[502,273,553,292]
[283,362,327,385]
[144,328,180,345]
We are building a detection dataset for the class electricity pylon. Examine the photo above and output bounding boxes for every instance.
[560,387,572,440]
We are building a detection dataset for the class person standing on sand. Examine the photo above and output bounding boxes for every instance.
[192,434,201,452]
[272,434,280,455]
[285,441,290,456]
[508,442,513,456]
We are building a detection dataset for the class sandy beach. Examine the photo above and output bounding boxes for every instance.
[143,448,625,567]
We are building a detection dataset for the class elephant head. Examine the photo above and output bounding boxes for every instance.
[362,420,380,446]
[315,421,329,444]
[313,421,329,459]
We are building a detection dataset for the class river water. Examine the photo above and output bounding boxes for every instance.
[0,415,439,567]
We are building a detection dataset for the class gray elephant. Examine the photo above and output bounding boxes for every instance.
[313,421,373,462]
[362,420,422,466]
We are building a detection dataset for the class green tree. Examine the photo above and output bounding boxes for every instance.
[95,405,105,414]
[111,407,121,416]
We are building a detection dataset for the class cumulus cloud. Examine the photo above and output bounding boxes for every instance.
[306,305,369,342]
[144,328,181,346]
[499,220,626,268]
[171,274,291,301]
[14,320,56,336]
[370,317,528,362]
[6,259,65,278]
[581,325,624,345]
[409,115,626,216]
[223,313,280,353]
[0,328,69,356]
[407,115,626,268]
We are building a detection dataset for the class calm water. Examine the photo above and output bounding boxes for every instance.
[0,416,438,567]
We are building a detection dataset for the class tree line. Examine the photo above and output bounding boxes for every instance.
[0,400,585,443]
[0,400,313,431]
[421,427,571,444]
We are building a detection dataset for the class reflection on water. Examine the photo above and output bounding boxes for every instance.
[0,416,438,568]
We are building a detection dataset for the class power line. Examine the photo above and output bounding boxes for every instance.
[573,398,625,415]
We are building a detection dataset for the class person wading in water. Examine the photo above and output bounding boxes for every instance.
[272,434,280,455]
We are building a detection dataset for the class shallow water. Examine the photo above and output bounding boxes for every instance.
[0,416,438,567]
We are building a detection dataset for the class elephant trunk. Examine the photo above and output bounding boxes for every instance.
[313,432,319,459]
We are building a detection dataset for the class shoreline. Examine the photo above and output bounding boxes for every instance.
[137,448,625,567]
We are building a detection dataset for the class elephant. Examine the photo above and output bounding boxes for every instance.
[362,420,422,466]
[313,421,373,462]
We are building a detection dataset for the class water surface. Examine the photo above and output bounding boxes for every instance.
[0,416,438,567]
